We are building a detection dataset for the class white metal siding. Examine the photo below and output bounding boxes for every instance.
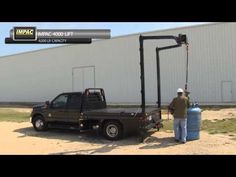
[0,23,235,105]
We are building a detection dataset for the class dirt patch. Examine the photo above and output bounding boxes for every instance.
[162,108,236,121]
[0,122,236,155]
[1,108,236,154]
[201,108,236,120]
[0,108,32,113]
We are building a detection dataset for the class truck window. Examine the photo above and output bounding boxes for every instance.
[83,92,106,110]
[51,94,68,109]
[67,94,82,109]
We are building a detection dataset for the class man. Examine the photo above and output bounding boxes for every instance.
[169,88,190,143]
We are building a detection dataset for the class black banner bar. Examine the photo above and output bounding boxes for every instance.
[5,38,92,44]
[10,29,111,39]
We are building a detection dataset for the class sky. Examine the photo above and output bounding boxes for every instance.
[0,22,207,57]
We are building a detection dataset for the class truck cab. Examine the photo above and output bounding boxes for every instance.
[31,88,105,127]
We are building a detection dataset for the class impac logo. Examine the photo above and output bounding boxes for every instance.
[13,27,37,41]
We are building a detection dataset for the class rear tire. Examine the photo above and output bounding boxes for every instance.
[32,115,48,131]
[102,121,123,140]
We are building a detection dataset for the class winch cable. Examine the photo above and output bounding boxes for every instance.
[185,43,189,91]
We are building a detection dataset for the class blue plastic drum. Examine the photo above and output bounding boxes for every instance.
[187,104,201,140]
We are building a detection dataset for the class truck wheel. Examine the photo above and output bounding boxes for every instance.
[33,115,47,131]
[102,121,122,140]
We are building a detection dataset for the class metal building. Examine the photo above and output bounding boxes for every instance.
[0,22,235,105]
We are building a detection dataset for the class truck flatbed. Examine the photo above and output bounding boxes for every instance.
[85,107,160,117]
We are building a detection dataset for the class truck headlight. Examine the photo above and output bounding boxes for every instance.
[147,116,152,121]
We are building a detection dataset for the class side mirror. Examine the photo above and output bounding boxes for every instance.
[45,101,50,107]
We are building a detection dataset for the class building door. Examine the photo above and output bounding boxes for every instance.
[221,81,232,102]
[72,66,95,92]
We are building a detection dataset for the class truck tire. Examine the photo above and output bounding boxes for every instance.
[102,121,123,140]
[32,115,48,131]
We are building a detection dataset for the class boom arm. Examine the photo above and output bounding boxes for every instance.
[139,34,188,115]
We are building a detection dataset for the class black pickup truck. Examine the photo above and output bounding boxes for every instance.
[30,88,162,141]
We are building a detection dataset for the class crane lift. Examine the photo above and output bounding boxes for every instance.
[138,34,188,140]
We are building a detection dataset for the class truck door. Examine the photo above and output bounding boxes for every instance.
[66,93,82,123]
[48,94,69,122]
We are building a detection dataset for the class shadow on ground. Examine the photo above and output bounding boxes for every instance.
[14,126,181,154]
[49,144,121,155]
[139,136,180,149]
[14,126,140,153]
